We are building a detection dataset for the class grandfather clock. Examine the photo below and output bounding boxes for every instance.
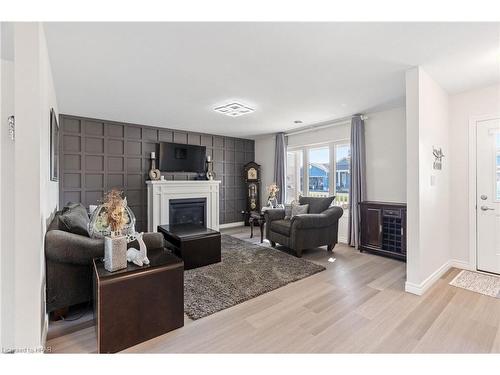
[243,162,261,225]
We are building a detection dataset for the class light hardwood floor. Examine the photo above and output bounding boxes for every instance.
[46,226,500,353]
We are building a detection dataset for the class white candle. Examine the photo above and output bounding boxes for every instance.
[207,155,212,162]
[151,151,156,159]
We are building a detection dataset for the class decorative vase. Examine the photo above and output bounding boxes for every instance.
[267,196,278,208]
[104,235,128,272]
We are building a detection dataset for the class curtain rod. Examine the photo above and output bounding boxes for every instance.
[285,114,368,137]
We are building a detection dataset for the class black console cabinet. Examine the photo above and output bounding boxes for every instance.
[359,201,407,261]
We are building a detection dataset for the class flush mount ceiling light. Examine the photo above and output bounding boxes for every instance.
[213,102,254,117]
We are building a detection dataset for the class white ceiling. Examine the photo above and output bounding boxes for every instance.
[44,22,500,138]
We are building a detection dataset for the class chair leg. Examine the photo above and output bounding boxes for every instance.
[270,241,276,248]
[295,249,303,258]
[327,243,335,252]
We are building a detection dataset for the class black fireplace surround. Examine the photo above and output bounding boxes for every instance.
[169,198,207,226]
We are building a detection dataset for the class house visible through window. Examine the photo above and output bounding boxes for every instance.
[286,141,350,208]
[308,147,330,197]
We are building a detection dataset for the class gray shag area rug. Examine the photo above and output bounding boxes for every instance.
[450,270,500,298]
[184,235,325,320]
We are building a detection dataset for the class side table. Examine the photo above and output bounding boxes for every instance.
[249,212,266,243]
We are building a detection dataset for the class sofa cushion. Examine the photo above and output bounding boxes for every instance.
[270,219,292,236]
[299,196,335,214]
[59,203,90,237]
[291,203,309,218]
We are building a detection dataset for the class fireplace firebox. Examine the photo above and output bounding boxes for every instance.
[169,198,207,227]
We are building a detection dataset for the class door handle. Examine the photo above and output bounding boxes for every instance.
[480,206,495,211]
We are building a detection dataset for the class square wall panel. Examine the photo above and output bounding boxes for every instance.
[173,131,188,144]
[188,133,201,145]
[108,139,124,155]
[201,135,213,147]
[64,154,81,170]
[86,155,104,171]
[64,118,81,134]
[86,191,104,206]
[107,174,124,189]
[84,121,104,136]
[63,191,81,205]
[143,142,157,157]
[143,128,158,141]
[213,149,224,161]
[63,135,81,152]
[85,174,104,189]
[85,137,104,153]
[159,130,173,142]
[108,157,124,172]
[107,123,124,138]
[125,190,142,205]
[126,126,142,139]
[126,141,142,155]
[63,173,81,189]
[225,138,235,150]
[127,157,142,172]
[127,174,144,189]
[213,136,224,148]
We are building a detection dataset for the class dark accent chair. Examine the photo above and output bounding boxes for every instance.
[264,196,344,257]
[44,208,165,314]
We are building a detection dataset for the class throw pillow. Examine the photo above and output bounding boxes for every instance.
[59,202,90,237]
[298,196,335,214]
[284,204,293,220]
[291,203,309,218]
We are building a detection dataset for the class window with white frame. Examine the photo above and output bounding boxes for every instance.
[286,141,350,208]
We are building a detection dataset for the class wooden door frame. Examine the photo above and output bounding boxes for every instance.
[468,114,500,271]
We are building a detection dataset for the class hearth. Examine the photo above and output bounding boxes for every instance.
[169,198,207,226]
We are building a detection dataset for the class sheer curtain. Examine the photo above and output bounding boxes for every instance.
[274,132,287,204]
[348,115,366,249]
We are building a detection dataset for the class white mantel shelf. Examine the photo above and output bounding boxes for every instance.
[146,180,221,232]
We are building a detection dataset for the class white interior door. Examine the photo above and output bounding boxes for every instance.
[477,118,500,274]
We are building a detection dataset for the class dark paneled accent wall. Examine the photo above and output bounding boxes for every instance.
[59,114,255,230]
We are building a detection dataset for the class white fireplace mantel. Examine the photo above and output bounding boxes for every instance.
[146,180,221,232]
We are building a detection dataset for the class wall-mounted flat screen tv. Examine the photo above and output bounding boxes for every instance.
[159,142,206,173]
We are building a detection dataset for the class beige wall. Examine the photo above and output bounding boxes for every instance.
[254,107,407,207]
[254,134,275,208]
[449,84,500,266]
[365,107,406,203]
[405,67,451,295]
[9,22,59,351]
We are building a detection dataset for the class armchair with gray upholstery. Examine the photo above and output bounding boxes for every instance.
[264,196,343,257]
[45,204,165,314]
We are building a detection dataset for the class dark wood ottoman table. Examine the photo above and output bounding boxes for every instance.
[158,224,221,270]
[93,248,184,353]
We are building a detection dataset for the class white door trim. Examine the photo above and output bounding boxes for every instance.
[468,114,500,271]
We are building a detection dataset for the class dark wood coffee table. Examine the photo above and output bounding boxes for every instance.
[158,224,221,270]
[93,248,184,353]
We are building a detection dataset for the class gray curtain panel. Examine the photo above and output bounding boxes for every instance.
[274,132,287,204]
[348,115,366,249]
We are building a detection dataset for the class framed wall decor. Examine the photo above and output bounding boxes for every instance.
[50,108,59,181]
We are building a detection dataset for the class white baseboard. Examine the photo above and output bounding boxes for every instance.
[405,258,474,296]
[449,259,474,271]
[405,260,451,296]
[219,221,245,229]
